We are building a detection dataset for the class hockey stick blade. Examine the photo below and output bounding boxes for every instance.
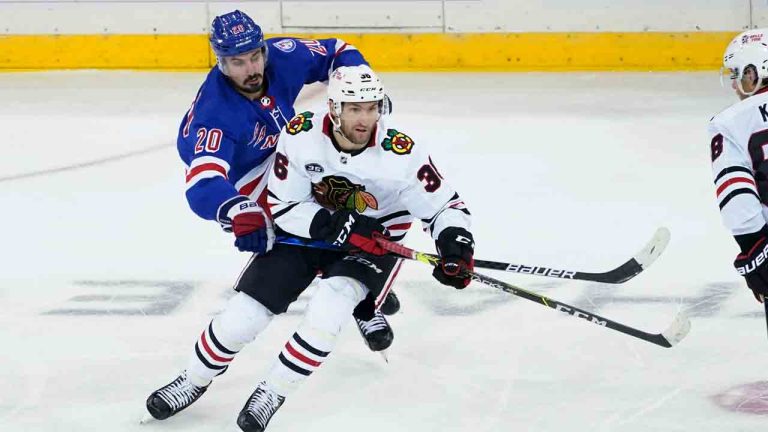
[660,310,691,347]
[464,226,671,284]
[375,236,690,348]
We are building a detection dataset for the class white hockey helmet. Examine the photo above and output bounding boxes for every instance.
[327,65,386,116]
[722,29,768,95]
[724,29,768,55]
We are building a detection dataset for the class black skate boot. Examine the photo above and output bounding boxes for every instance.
[145,370,208,420]
[356,310,394,352]
[380,291,400,316]
[237,381,286,432]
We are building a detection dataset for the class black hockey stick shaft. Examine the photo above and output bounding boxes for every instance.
[375,236,690,348]
[764,300,768,339]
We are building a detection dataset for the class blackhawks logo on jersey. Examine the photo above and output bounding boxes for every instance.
[286,111,314,135]
[312,175,378,213]
[381,128,414,155]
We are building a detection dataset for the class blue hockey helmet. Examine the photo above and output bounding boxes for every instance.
[209,10,265,58]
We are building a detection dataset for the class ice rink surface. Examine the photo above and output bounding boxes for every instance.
[1,71,766,431]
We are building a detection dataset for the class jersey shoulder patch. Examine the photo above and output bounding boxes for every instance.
[381,128,415,155]
[286,111,315,135]
[271,38,298,53]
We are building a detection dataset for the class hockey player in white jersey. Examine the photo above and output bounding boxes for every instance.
[710,29,768,302]
[178,65,472,431]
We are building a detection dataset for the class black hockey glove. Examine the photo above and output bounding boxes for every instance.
[433,227,475,289]
[734,226,768,302]
[311,209,390,256]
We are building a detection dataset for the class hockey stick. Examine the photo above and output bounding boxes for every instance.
[276,227,669,284]
[374,236,690,348]
[458,227,670,283]
[764,301,768,339]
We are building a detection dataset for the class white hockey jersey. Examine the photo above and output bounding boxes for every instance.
[709,88,768,236]
[267,110,471,242]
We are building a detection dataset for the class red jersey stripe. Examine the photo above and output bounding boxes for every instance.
[238,174,265,197]
[186,163,228,183]
[387,223,412,231]
[716,177,755,197]
[334,43,349,56]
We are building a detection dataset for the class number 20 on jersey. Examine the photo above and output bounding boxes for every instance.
[194,127,223,154]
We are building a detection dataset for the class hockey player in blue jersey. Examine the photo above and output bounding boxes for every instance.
[178,10,369,244]
[145,10,398,425]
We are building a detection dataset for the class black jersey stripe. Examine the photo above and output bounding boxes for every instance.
[389,233,407,242]
[267,190,289,203]
[272,202,301,219]
[421,192,462,226]
[719,188,761,209]
[714,166,753,184]
[377,210,411,224]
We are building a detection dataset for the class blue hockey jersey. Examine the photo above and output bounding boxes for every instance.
[177,37,367,223]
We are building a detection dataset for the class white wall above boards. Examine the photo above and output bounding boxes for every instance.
[0,1,208,35]
[280,1,444,32]
[444,0,750,32]
[751,1,768,29]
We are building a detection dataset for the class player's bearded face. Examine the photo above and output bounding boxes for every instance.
[223,49,266,95]
[339,101,380,146]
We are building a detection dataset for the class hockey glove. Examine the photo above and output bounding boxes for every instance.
[313,209,389,256]
[218,196,275,254]
[734,226,768,302]
[433,227,475,289]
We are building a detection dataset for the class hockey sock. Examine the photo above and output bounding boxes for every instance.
[265,277,367,396]
[187,292,274,386]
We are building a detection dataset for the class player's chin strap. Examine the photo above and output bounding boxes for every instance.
[738,79,765,97]
[731,68,767,97]
[328,108,349,140]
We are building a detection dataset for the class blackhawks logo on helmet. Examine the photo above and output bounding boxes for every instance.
[312,175,378,213]
[286,111,314,135]
[381,128,414,155]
